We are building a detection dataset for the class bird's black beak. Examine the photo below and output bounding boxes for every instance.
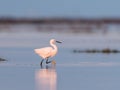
[56,41,62,43]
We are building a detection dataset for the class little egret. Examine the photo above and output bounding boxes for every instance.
[34,39,61,66]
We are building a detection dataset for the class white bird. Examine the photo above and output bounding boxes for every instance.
[34,39,61,66]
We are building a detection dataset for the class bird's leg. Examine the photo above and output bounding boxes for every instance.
[46,58,51,64]
[40,59,44,66]
[40,64,43,68]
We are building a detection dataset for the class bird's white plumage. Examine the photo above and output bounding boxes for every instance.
[34,39,59,60]
[35,47,55,59]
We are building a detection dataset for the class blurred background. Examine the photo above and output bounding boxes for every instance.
[0,0,120,18]
[0,0,120,49]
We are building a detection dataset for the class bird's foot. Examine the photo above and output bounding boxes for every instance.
[51,60,56,65]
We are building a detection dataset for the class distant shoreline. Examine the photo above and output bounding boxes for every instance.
[0,17,120,24]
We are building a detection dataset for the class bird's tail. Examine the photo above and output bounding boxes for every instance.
[34,49,38,54]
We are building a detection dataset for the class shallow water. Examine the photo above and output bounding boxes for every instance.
[0,30,120,90]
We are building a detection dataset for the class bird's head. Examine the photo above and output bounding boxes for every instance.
[50,39,62,44]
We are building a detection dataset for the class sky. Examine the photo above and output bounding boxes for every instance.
[0,0,120,18]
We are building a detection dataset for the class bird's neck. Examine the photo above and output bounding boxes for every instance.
[51,43,58,51]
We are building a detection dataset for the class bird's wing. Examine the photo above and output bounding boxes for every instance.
[35,47,53,58]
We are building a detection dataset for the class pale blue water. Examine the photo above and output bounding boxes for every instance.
[0,29,120,90]
[0,46,120,90]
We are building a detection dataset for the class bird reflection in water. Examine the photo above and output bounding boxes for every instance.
[35,64,57,90]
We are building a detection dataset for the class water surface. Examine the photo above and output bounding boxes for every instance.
[0,28,120,90]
